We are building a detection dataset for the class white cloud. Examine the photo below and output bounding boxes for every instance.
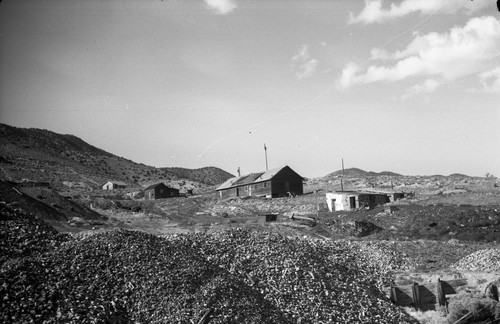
[470,67,500,93]
[402,79,440,99]
[350,0,490,24]
[292,45,318,79]
[337,16,500,93]
[204,0,237,15]
[296,59,318,79]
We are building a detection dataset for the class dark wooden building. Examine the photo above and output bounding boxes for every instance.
[144,183,179,200]
[216,165,303,199]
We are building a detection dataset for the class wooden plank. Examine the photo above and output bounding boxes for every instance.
[441,279,467,295]
[386,278,468,310]
[412,283,421,310]
[418,285,437,311]
[391,286,413,306]
[198,308,214,324]
[437,278,447,309]
[389,279,467,296]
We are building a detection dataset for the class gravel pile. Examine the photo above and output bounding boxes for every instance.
[178,230,417,323]
[451,248,500,272]
[1,214,418,323]
[0,202,69,267]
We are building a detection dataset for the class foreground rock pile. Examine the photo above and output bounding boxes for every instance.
[451,248,500,272]
[0,202,69,266]
[1,206,419,323]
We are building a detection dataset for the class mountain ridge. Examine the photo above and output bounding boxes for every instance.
[0,123,233,191]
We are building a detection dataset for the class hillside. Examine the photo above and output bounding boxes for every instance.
[0,124,232,192]
[323,167,401,179]
[163,166,234,186]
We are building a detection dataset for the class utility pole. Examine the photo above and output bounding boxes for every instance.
[264,143,268,171]
[341,158,345,191]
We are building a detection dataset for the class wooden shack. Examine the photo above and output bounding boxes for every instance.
[144,183,179,200]
[102,181,127,190]
[216,165,303,199]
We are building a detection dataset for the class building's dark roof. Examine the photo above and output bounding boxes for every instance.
[143,183,176,191]
[329,190,393,196]
[216,166,300,191]
[231,172,265,186]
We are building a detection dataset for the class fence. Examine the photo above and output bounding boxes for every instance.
[387,278,468,311]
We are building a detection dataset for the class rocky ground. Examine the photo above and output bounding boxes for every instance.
[1,202,419,323]
[2,178,500,323]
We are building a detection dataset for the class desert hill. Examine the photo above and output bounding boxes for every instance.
[0,123,233,192]
[323,167,401,179]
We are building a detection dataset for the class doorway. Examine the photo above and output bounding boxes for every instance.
[349,196,356,209]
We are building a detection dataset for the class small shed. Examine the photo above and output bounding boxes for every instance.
[259,213,279,223]
[102,181,127,190]
[326,191,390,212]
[144,183,179,200]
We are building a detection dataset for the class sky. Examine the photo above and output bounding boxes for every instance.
[1,0,499,178]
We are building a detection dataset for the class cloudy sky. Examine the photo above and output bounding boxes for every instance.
[1,0,499,178]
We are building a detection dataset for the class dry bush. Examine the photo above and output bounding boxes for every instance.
[404,309,447,324]
[447,293,498,323]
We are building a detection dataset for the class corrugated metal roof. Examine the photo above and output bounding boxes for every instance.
[231,172,264,186]
[215,166,295,191]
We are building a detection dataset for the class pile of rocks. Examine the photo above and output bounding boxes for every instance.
[177,230,417,323]
[451,248,500,272]
[0,202,69,267]
[1,214,419,323]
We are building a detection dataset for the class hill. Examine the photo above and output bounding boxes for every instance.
[163,166,234,186]
[0,124,232,192]
[323,167,401,179]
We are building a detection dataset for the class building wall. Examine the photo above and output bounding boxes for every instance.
[326,192,390,211]
[269,167,303,197]
[218,181,272,199]
[102,181,113,190]
[102,182,126,190]
[326,193,357,211]
[357,194,389,209]
[145,185,180,200]
[388,192,405,202]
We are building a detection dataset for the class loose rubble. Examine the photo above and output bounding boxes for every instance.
[451,248,500,272]
[0,202,69,267]
[0,205,419,324]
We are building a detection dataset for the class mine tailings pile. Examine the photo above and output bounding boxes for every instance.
[1,201,418,324]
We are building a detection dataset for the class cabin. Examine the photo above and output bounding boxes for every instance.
[101,181,127,190]
[144,183,180,200]
[325,191,390,212]
[216,165,303,199]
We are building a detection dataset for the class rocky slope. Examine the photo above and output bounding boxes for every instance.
[0,123,233,192]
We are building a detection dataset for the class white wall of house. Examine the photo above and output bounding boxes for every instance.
[325,192,357,212]
[102,181,114,190]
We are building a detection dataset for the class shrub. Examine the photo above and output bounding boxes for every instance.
[447,293,497,323]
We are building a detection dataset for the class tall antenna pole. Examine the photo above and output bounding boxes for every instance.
[341,158,344,191]
[264,143,268,170]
